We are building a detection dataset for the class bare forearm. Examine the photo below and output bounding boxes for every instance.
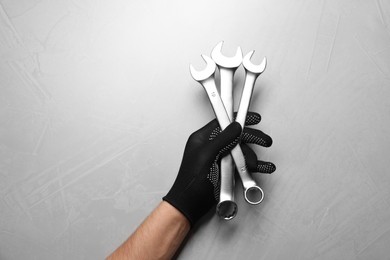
[107,201,190,260]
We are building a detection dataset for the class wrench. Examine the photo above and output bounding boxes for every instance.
[211,41,242,219]
[236,51,267,127]
[190,55,264,205]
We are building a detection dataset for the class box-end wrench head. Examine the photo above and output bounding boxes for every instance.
[211,41,242,219]
[235,51,267,205]
[190,55,264,205]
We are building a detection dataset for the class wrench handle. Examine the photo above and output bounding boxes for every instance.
[202,78,231,129]
[234,71,264,204]
[235,72,259,127]
[218,68,237,219]
[201,78,263,204]
[219,68,234,119]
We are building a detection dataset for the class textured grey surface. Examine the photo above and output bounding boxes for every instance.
[1,0,390,259]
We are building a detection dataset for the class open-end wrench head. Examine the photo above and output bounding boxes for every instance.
[211,41,242,68]
[243,50,267,74]
[189,55,216,81]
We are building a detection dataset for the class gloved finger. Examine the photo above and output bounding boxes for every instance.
[256,160,276,174]
[241,143,258,170]
[241,144,276,174]
[197,118,220,139]
[233,111,262,126]
[241,127,273,147]
[206,122,242,158]
[200,118,239,142]
[204,112,261,141]
[189,118,222,147]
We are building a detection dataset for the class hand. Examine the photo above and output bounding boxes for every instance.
[163,120,241,227]
[163,112,275,227]
[239,112,276,174]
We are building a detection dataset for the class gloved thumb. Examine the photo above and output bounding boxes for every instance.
[206,122,242,158]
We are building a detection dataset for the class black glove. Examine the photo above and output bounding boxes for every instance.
[239,113,276,174]
[163,112,275,227]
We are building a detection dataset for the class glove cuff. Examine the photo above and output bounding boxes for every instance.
[162,196,196,227]
[163,183,215,227]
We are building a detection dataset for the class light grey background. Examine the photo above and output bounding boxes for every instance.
[1,0,390,259]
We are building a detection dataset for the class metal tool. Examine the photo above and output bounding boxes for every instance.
[190,55,264,205]
[235,51,267,204]
[236,51,267,127]
[211,41,242,219]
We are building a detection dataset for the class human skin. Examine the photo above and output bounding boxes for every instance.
[107,114,275,259]
[107,201,190,260]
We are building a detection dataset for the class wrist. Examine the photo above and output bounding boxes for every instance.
[163,182,216,227]
[160,201,191,230]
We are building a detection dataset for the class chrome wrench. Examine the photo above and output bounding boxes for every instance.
[211,41,242,219]
[236,51,267,128]
[190,55,264,205]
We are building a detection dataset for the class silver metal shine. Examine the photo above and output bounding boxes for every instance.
[190,55,264,205]
[235,51,267,205]
[211,41,241,219]
[235,51,267,127]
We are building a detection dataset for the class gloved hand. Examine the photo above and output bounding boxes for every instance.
[163,112,275,227]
